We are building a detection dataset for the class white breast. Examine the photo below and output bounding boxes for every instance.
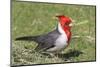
[47,23,68,52]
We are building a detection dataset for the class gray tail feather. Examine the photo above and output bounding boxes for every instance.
[15,36,37,41]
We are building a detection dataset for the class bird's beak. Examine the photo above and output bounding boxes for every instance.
[69,19,75,27]
[69,23,73,27]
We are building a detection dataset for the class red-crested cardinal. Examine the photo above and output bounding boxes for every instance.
[15,15,72,53]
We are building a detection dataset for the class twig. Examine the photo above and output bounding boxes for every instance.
[72,35,95,41]
[73,20,89,26]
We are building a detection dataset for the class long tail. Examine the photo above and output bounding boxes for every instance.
[15,36,38,41]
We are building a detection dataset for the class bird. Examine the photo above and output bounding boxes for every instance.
[15,15,73,54]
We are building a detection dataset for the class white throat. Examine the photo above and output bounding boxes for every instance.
[58,23,66,34]
[57,22,68,43]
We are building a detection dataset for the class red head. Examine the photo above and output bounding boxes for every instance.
[56,15,72,31]
[56,15,72,44]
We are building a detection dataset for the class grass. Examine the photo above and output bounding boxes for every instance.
[11,0,96,66]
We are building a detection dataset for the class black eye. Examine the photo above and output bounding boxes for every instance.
[65,23,69,26]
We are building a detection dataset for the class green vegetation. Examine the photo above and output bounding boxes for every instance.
[12,1,96,66]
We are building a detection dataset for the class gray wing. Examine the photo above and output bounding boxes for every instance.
[35,29,61,52]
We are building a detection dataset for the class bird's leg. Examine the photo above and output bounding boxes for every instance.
[54,52,59,58]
